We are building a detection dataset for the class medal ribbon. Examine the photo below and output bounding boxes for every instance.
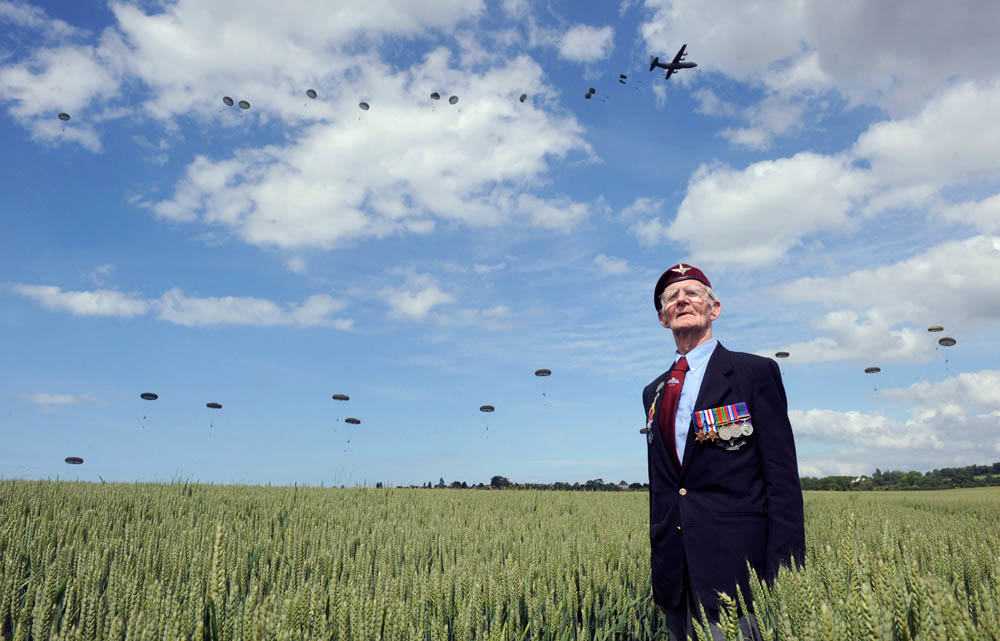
[696,403,751,438]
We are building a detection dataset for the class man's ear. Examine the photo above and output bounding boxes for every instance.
[658,310,671,329]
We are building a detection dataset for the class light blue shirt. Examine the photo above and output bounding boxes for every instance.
[673,338,718,462]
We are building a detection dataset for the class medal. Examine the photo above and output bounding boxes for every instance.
[645,381,665,443]
[696,402,752,445]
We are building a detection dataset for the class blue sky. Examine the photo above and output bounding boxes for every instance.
[3,0,999,486]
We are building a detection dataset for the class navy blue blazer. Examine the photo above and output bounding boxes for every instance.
[642,342,805,611]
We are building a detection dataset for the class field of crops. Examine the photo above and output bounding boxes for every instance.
[2,481,998,640]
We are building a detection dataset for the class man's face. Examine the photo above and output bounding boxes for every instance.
[658,280,721,332]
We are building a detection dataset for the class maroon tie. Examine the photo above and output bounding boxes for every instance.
[658,356,689,469]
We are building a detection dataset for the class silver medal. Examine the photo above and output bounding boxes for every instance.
[741,422,753,436]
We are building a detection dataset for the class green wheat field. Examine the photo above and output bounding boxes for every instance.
[2,481,998,640]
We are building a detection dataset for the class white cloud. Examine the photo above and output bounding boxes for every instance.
[619,196,664,220]
[0,1,87,40]
[85,264,115,287]
[440,305,513,330]
[666,153,869,268]
[8,283,352,329]
[629,216,671,248]
[517,194,589,231]
[0,39,122,151]
[856,80,1000,214]
[639,0,1000,115]
[557,24,614,63]
[882,370,1000,412]
[771,235,1000,361]
[719,127,770,151]
[473,262,506,275]
[594,254,628,275]
[932,195,1000,234]
[380,273,455,320]
[155,288,351,328]
[756,310,929,365]
[500,0,529,17]
[792,370,1000,475]
[720,94,806,150]
[1,0,485,150]
[658,80,1000,269]
[791,409,942,451]
[692,88,736,117]
[638,1,1000,147]
[18,392,100,413]
[285,256,307,274]
[8,284,150,317]
[145,51,590,249]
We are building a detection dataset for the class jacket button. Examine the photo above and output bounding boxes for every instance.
[678,488,687,496]
[675,525,682,533]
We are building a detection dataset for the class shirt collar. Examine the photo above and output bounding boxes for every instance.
[675,338,717,372]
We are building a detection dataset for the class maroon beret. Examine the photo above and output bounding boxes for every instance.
[654,264,711,311]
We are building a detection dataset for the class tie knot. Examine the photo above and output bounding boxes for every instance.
[673,356,689,373]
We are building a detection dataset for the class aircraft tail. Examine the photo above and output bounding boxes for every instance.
[649,56,659,72]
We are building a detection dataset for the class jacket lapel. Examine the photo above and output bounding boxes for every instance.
[679,343,734,476]
[651,374,681,483]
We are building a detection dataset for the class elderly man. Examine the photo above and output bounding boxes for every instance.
[642,264,805,641]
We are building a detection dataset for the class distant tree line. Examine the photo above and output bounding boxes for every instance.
[387,476,650,491]
[375,462,1000,492]
[800,461,1000,491]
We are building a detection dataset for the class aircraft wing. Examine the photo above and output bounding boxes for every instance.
[670,44,688,67]
[664,68,675,80]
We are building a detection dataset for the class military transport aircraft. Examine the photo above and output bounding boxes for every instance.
[649,44,697,80]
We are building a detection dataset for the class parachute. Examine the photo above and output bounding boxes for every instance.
[345,417,361,425]
[430,92,440,100]
[937,336,956,371]
[448,96,459,105]
[139,392,158,429]
[585,93,592,99]
[222,96,234,107]
[65,456,83,465]
[205,402,222,430]
[927,325,944,332]
[479,405,494,412]
[774,352,789,358]
[864,367,881,374]
[332,394,349,401]
[619,74,628,80]
[306,89,317,99]
[519,93,527,103]
[238,100,250,110]
[588,88,596,94]
[534,369,551,377]
[359,102,370,110]
[58,113,71,121]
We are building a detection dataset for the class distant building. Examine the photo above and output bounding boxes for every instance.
[618,480,629,489]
